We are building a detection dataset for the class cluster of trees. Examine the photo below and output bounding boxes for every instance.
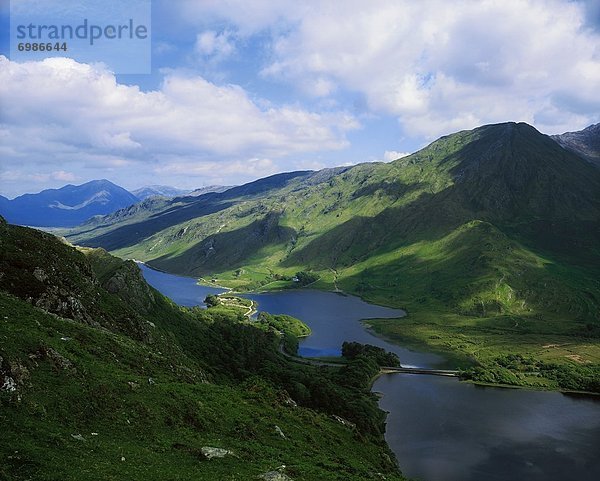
[204,294,220,307]
[342,341,400,367]
[122,287,402,437]
[256,270,319,288]
[294,271,319,286]
[158,307,389,437]
[461,354,600,392]
[256,311,311,338]
[195,316,388,435]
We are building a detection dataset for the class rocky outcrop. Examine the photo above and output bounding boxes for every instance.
[278,391,297,407]
[274,425,286,439]
[0,223,156,342]
[0,224,100,325]
[259,468,294,481]
[200,447,233,459]
[33,346,74,371]
[0,354,30,395]
[29,288,97,327]
[552,123,600,168]
[332,414,356,430]
[102,260,156,314]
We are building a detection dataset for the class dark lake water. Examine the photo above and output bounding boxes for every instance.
[376,375,600,481]
[139,264,600,481]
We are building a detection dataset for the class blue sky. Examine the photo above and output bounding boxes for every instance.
[1,0,599,197]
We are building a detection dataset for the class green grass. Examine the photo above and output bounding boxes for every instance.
[0,294,403,481]
[1,219,405,480]
[256,312,311,338]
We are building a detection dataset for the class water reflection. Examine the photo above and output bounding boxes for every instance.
[375,375,600,481]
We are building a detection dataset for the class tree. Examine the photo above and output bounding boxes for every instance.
[294,271,318,286]
[342,341,400,367]
[204,294,220,307]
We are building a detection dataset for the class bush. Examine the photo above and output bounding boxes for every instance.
[294,271,319,286]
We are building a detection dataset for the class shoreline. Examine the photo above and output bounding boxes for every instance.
[136,262,599,396]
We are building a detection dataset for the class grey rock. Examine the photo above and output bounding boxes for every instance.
[552,123,600,167]
[274,425,286,439]
[0,357,30,392]
[37,347,73,370]
[201,447,232,459]
[33,267,48,282]
[1,376,17,392]
[331,414,356,430]
[259,470,293,481]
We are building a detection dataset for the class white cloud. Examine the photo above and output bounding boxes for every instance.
[51,170,78,182]
[4,1,599,196]
[154,41,177,55]
[0,56,358,196]
[195,30,236,59]
[383,151,410,162]
[177,0,600,139]
[155,157,278,177]
[0,169,78,187]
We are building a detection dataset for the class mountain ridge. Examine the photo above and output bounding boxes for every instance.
[552,123,600,168]
[0,179,139,227]
[66,122,600,273]
[132,185,191,200]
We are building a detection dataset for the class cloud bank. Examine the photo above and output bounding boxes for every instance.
[182,0,600,139]
[0,56,357,196]
[2,0,599,196]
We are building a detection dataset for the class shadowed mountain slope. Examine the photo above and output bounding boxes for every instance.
[64,122,600,321]
[60,122,600,391]
[552,123,600,168]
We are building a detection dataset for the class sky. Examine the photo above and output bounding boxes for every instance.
[0,0,599,198]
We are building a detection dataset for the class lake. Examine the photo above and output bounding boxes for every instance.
[241,289,446,367]
[139,264,600,481]
[138,263,226,307]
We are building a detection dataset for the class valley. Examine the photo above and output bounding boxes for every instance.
[3,121,599,481]
[139,263,600,481]
[4,3,599,479]
[64,122,600,393]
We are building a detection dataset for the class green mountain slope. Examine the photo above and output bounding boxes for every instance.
[64,122,600,389]
[0,217,404,480]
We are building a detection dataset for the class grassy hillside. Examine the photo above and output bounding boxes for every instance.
[63,122,600,390]
[0,218,404,480]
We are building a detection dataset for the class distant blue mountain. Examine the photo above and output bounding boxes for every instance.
[132,185,191,200]
[0,180,140,227]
